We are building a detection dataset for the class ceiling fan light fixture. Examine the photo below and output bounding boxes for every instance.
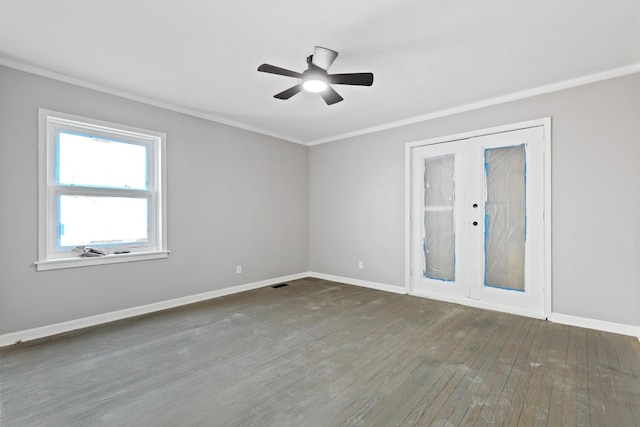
[257,46,374,104]
[302,79,327,93]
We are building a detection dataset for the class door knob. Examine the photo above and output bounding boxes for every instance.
[473,221,478,226]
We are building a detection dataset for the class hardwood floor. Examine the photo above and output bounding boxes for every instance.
[1,277,639,426]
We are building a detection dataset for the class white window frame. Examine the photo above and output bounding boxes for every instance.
[36,109,168,271]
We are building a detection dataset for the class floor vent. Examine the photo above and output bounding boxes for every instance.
[271,283,289,289]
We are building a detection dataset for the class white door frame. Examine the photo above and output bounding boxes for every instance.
[404,118,552,318]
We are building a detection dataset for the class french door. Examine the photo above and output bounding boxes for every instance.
[410,125,547,318]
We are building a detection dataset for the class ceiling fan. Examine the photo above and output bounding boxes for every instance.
[257,46,374,105]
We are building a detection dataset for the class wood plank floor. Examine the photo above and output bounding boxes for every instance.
[1,278,639,426]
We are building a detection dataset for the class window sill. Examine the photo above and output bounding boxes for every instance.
[35,250,170,271]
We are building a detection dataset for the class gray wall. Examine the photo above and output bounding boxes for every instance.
[2,65,638,336]
[0,66,309,335]
[309,73,640,326]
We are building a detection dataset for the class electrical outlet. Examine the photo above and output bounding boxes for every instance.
[358,261,364,270]
[236,265,242,274]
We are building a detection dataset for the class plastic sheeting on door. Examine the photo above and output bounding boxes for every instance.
[484,145,525,291]
[423,154,455,281]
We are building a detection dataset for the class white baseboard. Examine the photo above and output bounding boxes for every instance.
[0,272,308,347]
[3,272,638,347]
[307,272,407,295]
[550,313,640,339]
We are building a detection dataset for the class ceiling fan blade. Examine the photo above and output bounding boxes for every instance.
[311,46,338,70]
[327,72,374,86]
[258,64,303,79]
[320,86,344,105]
[274,84,304,100]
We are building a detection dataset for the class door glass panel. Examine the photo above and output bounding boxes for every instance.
[423,154,455,281]
[484,145,525,290]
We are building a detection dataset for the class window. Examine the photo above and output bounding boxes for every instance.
[37,109,168,271]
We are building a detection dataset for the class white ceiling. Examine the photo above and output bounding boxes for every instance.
[1,0,639,145]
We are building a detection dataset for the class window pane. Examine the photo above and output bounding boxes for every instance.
[484,145,525,290]
[57,131,148,189]
[59,195,149,248]
[423,154,455,281]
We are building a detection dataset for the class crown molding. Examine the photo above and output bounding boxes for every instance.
[2,57,638,147]
[0,57,306,146]
[307,63,640,146]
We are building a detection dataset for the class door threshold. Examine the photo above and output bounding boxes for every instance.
[408,291,547,320]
